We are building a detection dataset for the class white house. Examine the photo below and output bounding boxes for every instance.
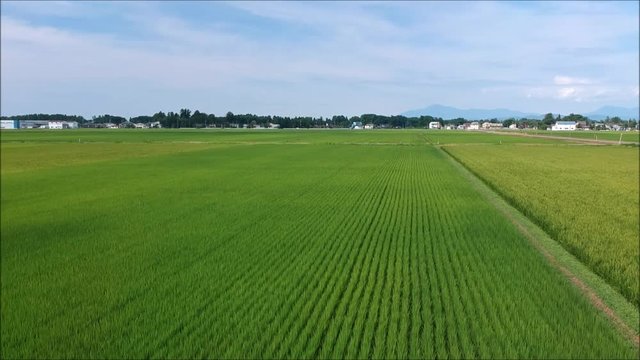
[468,122,480,130]
[551,121,577,131]
[48,121,65,129]
[47,121,78,129]
[364,123,374,129]
[509,124,518,129]
[429,121,441,129]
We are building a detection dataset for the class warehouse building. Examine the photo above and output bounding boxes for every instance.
[551,121,577,131]
[1,120,19,129]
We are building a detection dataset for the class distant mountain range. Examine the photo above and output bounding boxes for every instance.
[401,104,639,121]
[583,106,640,121]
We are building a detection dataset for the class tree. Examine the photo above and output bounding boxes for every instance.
[152,111,166,121]
[503,118,516,128]
[179,108,191,119]
[92,114,126,125]
[191,110,208,128]
[541,113,555,129]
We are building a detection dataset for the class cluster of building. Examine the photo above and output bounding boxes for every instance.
[350,122,375,130]
[0,120,79,129]
[427,120,604,131]
[88,121,162,129]
[427,121,517,130]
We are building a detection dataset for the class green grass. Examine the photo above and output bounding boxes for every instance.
[1,128,431,145]
[443,143,640,307]
[521,130,640,143]
[1,128,565,145]
[1,131,637,358]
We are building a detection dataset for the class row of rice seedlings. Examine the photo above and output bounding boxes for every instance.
[165,147,378,358]
[13,146,344,358]
[325,155,411,359]
[293,159,402,358]
[2,141,637,358]
[320,160,403,359]
[173,148,359,355]
[338,164,405,359]
[101,184,314,355]
[231,169,385,358]
[379,155,412,358]
[366,159,407,359]
[207,148,399,357]
[133,158,334,354]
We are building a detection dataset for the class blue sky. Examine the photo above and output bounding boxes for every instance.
[1,1,638,118]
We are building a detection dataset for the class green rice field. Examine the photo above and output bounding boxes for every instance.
[520,129,640,143]
[1,129,638,358]
[443,143,640,306]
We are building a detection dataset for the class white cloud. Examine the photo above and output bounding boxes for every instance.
[557,87,577,99]
[553,75,593,86]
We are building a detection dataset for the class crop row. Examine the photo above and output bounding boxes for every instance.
[1,141,636,358]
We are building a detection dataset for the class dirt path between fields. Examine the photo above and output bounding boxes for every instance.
[484,130,639,145]
[438,146,640,348]
[502,209,639,347]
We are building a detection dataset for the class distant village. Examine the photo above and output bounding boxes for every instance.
[1,111,637,131]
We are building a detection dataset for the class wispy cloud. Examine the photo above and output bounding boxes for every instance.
[1,1,638,118]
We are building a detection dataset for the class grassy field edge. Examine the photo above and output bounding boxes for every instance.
[438,145,640,344]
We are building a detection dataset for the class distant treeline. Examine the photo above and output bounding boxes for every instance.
[2,110,637,129]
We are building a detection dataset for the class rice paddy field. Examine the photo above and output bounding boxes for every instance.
[1,129,638,359]
[520,129,640,143]
[443,143,640,306]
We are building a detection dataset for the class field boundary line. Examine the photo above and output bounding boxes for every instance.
[437,145,640,348]
[483,130,640,145]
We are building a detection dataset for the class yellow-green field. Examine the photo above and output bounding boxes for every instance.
[443,143,639,306]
